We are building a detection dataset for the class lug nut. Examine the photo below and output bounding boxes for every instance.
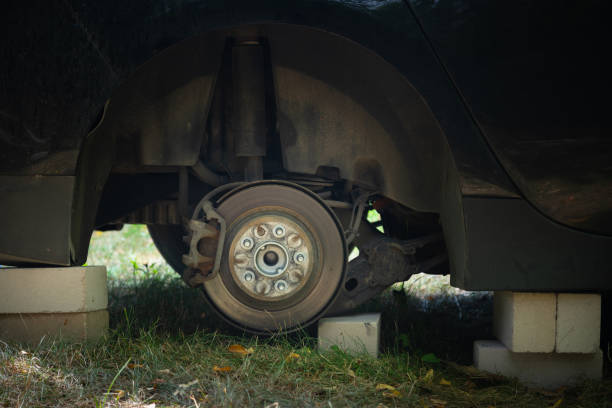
[295,252,305,263]
[275,280,288,291]
[243,271,255,282]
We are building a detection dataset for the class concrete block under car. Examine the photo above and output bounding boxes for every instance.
[0,266,108,313]
[493,292,556,353]
[0,266,109,342]
[474,340,602,388]
[555,293,601,353]
[0,310,109,343]
[318,313,380,357]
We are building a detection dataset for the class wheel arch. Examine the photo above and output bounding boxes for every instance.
[71,23,460,267]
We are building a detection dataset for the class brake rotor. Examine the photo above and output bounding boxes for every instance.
[201,181,346,333]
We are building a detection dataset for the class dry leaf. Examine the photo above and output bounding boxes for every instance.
[383,389,401,398]
[285,352,300,362]
[551,399,563,408]
[264,403,280,408]
[213,365,232,373]
[430,398,447,407]
[423,368,434,382]
[376,384,396,391]
[228,344,254,355]
[347,368,356,378]
[157,369,172,375]
[439,378,451,386]
[128,363,144,369]
[116,389,125,399]
[152,378,165,385]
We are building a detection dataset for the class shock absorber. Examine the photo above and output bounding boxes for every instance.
[230,39,267,181]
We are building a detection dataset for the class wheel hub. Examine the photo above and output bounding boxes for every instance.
[230,214,313,300]
[200,181,346,333]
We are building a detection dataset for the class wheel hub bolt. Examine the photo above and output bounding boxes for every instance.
[243,270,255,282]
[273,225,286,238]
[275,280,288,291]
[295,253,305,263]
[241,237,254,249]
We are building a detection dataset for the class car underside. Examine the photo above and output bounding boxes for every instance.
[1,2,611,333]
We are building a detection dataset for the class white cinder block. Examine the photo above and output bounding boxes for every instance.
[493,292,556,353]
[0,310,109,343]
[474,340,602,388]
[556,294,601,353]
[0,266,107,313]
[318,313,380,357]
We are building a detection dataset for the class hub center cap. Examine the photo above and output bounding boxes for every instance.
[254,241,288,277]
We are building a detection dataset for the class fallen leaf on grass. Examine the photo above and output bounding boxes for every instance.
[423,368,434,382]
[213,365,232,373]
[116,389,125,400]
[228,344,254,355]
[383,389,401,398]
[128,363,144,369]
[551,399,563,408]
[285,352,300,362]
[264,403,280,408]
[376,384,397,391]
[157,369,172,375]
[152,378,166,385]
[439,378,451,386]
[430,398,447,407]
[347,368,356,378]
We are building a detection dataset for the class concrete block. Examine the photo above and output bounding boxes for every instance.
[474,340,602,388]
[556,293,601,353]
[493,292,556,353]
[0,310,109,343]
[318,313,380,357]
[0,266,107,313]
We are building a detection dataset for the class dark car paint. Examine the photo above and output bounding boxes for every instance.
[409,0,612,235]
[0,0,611,290]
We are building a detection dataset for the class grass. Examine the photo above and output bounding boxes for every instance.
[1,225,610,407]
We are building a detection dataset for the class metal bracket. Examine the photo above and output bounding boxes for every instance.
[326,234,447,316]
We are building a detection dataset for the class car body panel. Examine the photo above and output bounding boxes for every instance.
[409,0,612,235]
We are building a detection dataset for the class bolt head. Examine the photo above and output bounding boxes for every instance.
[273,225,285,237]
[243,271,254,282]
[296,253,305,263]
[241,237,253,249]
[275,280,287,291]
